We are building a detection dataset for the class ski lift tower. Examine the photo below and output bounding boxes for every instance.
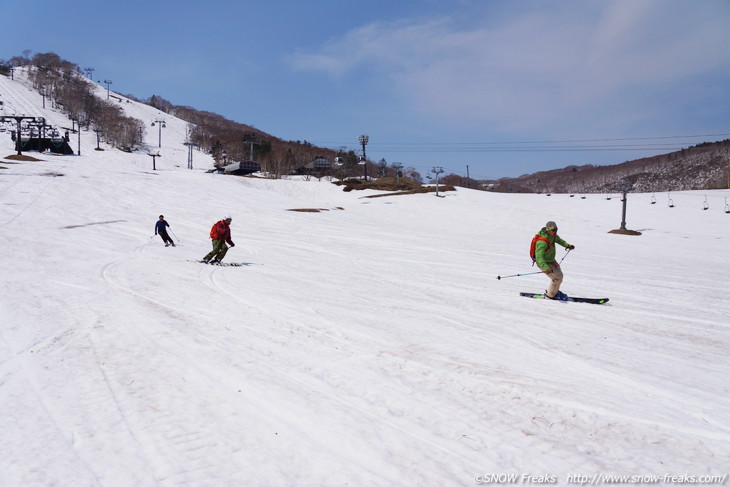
[358,135,369,180]
[242,132,259,161]
[609,183,641,235]
[392,162,404,184]
[102,79,113,99]
[430,166,445,196]
[1,115,37,155]
[147,150,161,171]
[619,183,633,230]
[183,141,199,170]
[151,119,166,147]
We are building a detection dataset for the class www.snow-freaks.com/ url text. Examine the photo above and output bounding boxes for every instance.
[473,473,728,485]
[566,474,728,485]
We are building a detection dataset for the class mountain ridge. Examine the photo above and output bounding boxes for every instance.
[476,140,730,193]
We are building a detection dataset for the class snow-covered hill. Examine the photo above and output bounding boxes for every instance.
[1,73,729,486]
[0,68,211,170]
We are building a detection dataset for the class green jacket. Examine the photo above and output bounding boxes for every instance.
[534,227,570,270]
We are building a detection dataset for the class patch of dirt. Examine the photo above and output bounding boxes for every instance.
[333,177,455,196]
[62,220,127,229]
[361,186,456,198]
[4,154,42,161]
[287,207,345,213]
[608,229,642,236]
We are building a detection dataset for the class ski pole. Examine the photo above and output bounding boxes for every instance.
[498,249,572,280]
[496,271,543,280]
[169,228,180,242]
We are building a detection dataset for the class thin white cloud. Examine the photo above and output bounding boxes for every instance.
[290,1,730,134]
[289,20,453,76]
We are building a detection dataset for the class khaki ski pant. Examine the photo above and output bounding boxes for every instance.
[204,239,229,262]
[544,262,564,298]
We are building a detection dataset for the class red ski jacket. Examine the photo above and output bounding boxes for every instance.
[210,220,233,245]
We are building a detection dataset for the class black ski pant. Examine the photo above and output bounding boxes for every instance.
[157,230,174,245]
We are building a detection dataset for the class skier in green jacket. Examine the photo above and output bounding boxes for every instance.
[533,221,575,300]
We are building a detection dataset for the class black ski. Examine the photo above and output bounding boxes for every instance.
[189,260,246,267]
[520,292,609,305]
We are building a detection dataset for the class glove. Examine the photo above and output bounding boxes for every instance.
[567,245,575,250]
[230,243,235,247]
[544,268,553,275]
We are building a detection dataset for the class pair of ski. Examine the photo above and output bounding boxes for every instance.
[189,260,246,267]
[520,292,609,305]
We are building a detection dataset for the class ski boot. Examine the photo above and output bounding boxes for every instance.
[545,290,569,301]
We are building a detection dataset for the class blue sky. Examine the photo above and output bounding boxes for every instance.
[3,0,730,178]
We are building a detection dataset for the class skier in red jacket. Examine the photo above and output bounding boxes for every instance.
[202,216,235,264]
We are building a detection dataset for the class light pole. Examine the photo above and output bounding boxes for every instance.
[358,135,369,181]
[152,119,166,147]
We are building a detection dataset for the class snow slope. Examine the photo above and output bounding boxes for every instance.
[1,72,729,487]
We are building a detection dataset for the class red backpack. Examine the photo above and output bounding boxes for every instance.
[529,234,552,264]
[210,220,229,240]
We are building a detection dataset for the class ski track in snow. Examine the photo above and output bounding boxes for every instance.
[1,68,729,486]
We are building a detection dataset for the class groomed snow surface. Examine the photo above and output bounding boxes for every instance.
[1,72,729,486]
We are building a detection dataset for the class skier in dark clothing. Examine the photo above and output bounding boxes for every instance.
[155,215,175,247]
